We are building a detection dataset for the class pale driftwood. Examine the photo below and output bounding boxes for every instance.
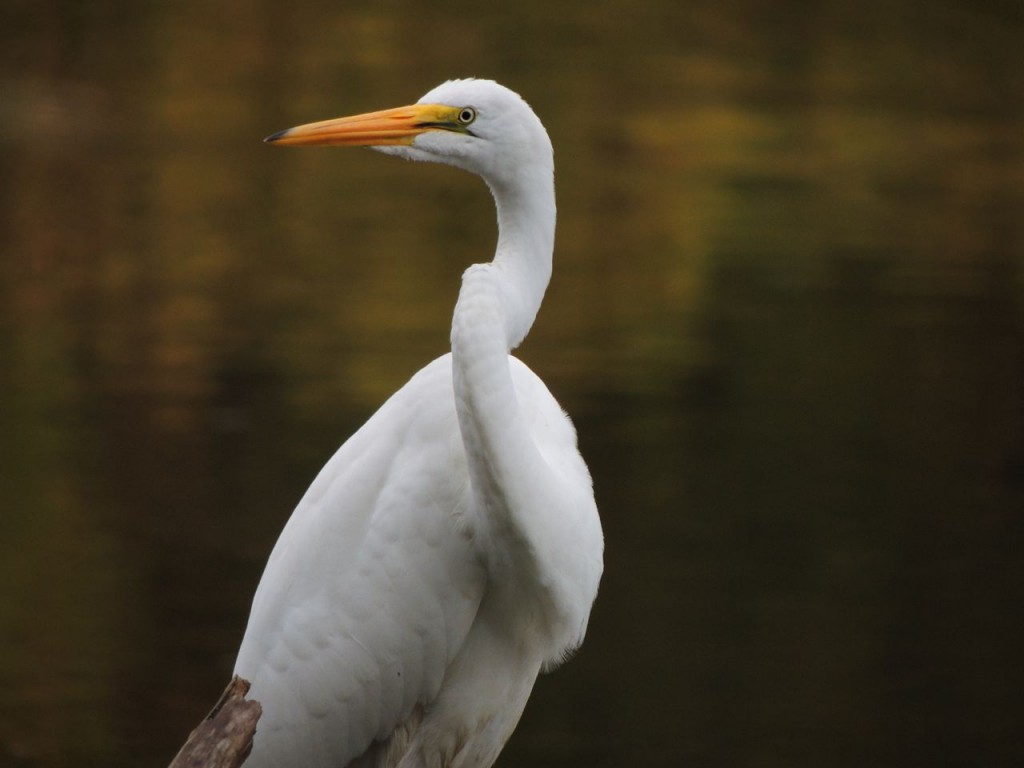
[169,675,262,768]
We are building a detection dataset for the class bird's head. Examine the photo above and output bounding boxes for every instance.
[265,79,553,188]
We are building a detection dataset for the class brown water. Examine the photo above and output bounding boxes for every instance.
[2,1,1023,766]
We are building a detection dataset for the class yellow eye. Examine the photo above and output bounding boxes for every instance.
[457,107,477,125]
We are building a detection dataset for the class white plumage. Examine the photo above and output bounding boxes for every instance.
[235,79,603,768]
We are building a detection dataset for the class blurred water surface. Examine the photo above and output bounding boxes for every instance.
[2,1,1023,766]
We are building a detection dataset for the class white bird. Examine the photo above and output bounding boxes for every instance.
[233,79,603,768]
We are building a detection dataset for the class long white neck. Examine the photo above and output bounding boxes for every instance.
[450,159,555,369]
[478,166,555,349]
[449,160,555,577]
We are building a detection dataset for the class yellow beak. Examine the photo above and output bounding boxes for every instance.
[265,104,463,147]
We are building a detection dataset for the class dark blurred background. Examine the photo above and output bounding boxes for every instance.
[2,1,1023,766]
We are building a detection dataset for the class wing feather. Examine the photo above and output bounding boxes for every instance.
[235,355,484,768]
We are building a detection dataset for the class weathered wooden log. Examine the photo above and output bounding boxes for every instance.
[169,675,262,768]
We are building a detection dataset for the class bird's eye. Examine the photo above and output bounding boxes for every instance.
[457,107,477,125]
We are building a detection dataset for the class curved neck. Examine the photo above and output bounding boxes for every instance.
[481,167,555,350]
[449,160,555,545]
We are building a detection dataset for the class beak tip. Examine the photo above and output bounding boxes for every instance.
[264,128,288,144]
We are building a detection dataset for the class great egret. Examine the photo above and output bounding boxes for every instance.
[234,79,603,768]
